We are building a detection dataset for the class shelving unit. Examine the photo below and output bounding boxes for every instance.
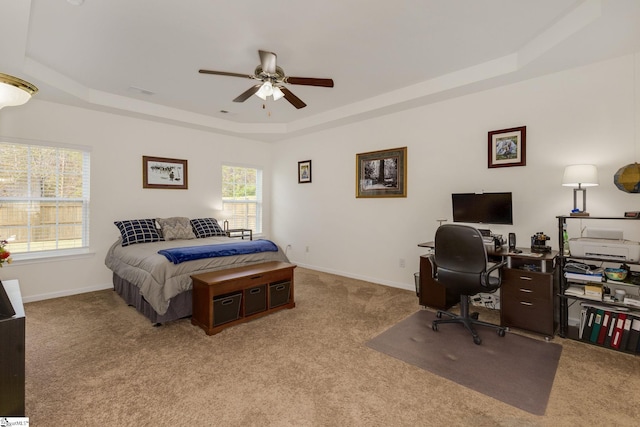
[557,215,640,354]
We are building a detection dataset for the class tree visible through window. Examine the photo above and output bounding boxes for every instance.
[222,165,262,233]
[0,140,90,255]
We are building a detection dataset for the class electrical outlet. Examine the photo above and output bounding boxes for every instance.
[305,246,309,253]
[399,258,405,268]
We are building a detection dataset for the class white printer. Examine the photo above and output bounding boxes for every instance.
[569,228,640,262]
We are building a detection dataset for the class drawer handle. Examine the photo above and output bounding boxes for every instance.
[275,285,286,291]
[519,288,533,293]
[249,288,262,295]
[250,275,263,280]
[519,301,533,306]
[519,276,533,281]
[221,298,234,306]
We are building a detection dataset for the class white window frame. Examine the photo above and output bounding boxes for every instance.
[221,164,262,234]
[0,137,91,261]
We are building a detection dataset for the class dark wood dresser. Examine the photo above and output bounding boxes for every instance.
[0,279,26,416]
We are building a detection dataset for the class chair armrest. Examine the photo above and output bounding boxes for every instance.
[486,259,507,276]
[427,254,437,278]
[481,259,507,287]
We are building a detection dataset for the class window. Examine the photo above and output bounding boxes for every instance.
[222,165,262,233]
[0,139,90,256]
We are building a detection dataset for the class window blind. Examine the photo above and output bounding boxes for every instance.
[0,140,90,254]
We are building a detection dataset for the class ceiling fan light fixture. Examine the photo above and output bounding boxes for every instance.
[255,81,274,101]
[0,73,38,109]
[272,86,285,101]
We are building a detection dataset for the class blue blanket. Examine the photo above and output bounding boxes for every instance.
[158,239,278,264]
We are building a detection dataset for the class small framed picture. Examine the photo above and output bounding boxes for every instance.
[298,160,312,183]
[143,156,188,189]
[488,126,526,168]
[356,147,407,198]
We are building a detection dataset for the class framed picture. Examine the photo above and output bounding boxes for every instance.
[488,126,526,168]
[356,147,407,198]
[143,156,188,189]
[298,160,312,183]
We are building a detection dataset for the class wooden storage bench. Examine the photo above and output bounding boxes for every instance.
[190,261,296,335]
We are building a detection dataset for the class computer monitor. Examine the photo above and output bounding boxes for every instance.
[451,192,513,225]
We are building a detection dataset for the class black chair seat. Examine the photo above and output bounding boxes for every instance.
[430,224,507,345]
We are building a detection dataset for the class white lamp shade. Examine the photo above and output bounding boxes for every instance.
[272,86,285,101]
[562,164,599,187]
[0,73,38,109]
[255,81,274,101]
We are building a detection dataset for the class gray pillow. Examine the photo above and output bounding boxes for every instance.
[157,217,196,240]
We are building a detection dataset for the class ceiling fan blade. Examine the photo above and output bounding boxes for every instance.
[285,77,334,87]
[233,84,262,102]
[199,69,252,79]
[280,87,307,109]
[258,50,277,74]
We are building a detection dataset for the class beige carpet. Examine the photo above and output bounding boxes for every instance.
[366,310,562,415]
[23,268,640,426]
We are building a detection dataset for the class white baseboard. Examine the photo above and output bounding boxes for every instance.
[21,264,415,304]
[293,262,415,293]
[22,282,113,303]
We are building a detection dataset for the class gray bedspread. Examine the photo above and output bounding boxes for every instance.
[105,236,289,315]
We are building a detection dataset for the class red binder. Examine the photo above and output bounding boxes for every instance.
[597,311,611,345]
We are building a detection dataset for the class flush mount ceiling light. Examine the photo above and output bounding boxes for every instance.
[0,73,38,109]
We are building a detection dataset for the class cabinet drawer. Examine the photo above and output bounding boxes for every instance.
[501,297,554,336]
[502,269,553,302]
[207,269,292,295]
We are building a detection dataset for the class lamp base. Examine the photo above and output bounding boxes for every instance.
[570,211,590,217]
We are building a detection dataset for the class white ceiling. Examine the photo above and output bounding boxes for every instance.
[1,0,640,142]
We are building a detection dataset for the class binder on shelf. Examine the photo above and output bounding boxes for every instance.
[596,311,611,345]
[627,317,640,352]
[581,306,596,341]
[619,314,634,350]
[590,309,605,343]
[604,312,618,348]
[611,313,627,350]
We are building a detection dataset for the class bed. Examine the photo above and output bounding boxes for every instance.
[104,217,290,324]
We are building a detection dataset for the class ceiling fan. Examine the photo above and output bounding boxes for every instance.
[199,50,334,109]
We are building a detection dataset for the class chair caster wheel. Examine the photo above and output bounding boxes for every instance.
[432,322,439,331]
[436,311,442,318]
[471,312,479,320]
[473,336,482,345]
[497,329,506,337]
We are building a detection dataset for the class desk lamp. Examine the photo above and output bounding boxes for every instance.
[562,164,599,216]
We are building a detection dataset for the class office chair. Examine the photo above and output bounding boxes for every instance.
[430,224,507,345]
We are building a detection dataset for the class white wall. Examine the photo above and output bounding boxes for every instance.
[0,101,274,301]
[271,54,640,291]
[2,54,639,301]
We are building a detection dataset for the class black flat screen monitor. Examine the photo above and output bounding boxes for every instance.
[452,192,513,225]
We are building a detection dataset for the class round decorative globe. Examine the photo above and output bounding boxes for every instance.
[614,163,640,193]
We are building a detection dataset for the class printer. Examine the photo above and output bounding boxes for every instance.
[569,228,640,262]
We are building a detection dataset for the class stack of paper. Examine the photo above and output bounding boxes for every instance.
[565,285,585,297]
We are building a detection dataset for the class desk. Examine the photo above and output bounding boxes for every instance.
[417,244,558,338]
